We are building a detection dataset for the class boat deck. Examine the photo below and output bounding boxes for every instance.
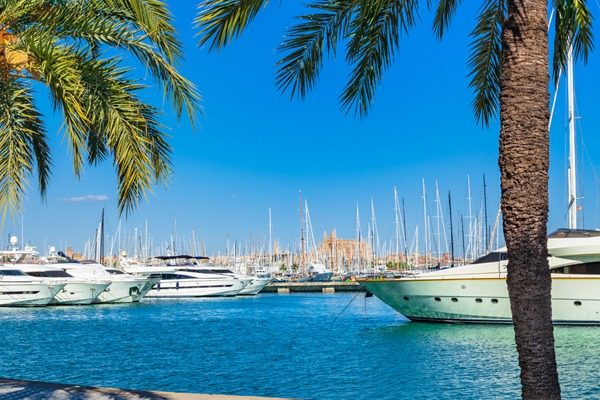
[0,378,289,400]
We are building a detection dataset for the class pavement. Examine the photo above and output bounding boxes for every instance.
[0,378,290,400]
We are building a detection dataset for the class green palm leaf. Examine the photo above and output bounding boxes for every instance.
[553,0,593,82]
[195,0,270,50]
[467,0,504,127]
[0,79,51,218]
[276,0,356,99]
[342,0,418,116]
[0,0,199,215]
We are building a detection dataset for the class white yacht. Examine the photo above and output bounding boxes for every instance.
[238,268,272,295]
[361,229,600,324]
[0,245,111,306]
[42,251,157,303]
[0,267,66,306]
[145,255,251,297]
[57,261,157,303]
[19,264,110,305]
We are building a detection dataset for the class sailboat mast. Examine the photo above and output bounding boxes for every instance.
[268,208,272,264]
[393,187,400,264]
[299,191,305,271]
[567,46,577,229]
[448,191,455,267]
[422,178,428,266]
[483,174,489,249]
[402,197,408,264]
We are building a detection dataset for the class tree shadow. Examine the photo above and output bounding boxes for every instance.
[0,378,170,400]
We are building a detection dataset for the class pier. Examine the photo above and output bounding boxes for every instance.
[0,378,289,400]
[262,281,364,294]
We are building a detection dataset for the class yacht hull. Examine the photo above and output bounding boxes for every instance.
[0,282,66,307]
[362,275,600,325]
[146,277,246,297]
[94,278,156,303]
[52,282,111,305]
[238,277,271,295]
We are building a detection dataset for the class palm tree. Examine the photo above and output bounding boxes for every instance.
[0,0,200,216]
[195,0,593,398]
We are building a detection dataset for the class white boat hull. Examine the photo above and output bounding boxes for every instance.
[238,277,271,295]
[52,282,111,305]
[362,275,600,325]
[94,278,156,303]
[146,277,246,297]
[0,282,66,307]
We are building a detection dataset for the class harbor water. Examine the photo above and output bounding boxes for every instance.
[0,293,598,399]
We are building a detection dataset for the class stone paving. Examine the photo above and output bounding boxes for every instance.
[0,378,288,400]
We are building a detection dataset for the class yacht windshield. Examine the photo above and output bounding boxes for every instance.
[472,252,508,264]
[106,269,126,275]
[27,270,72,278]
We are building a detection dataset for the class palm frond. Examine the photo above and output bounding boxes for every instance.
[276,0,357,99]
[23,36,90,176]
[195,0,270,50]
[432,0,461,39]
[467,0,504,127]
[341,0,419,116]
[0,79,51,218]
[102,0,183,63]
[75,55,171,214]
[553,0,593,83]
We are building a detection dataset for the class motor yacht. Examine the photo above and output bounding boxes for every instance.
[43,251,157,303]
[18,264,110,305]
[238,273,272,295]
[0,267,66,306]
[361,229,600,324]
[144,255,250,297]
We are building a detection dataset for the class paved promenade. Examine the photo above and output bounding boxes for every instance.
[0,378,289,400]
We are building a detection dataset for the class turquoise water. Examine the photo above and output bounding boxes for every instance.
[0,293,597,399]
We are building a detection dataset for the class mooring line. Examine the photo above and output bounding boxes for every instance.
[332,292,362,324]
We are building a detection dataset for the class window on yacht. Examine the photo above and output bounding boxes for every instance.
[0,269,26,276]
[27,270,72,278]
[106,269,126,275]
[552,262,600,275]
[472,252,508,264]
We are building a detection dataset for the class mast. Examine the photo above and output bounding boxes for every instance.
[299,190,305,272]
[460,214,466,265]
[402,197,408,265]
[567,46,577,229]
[393,187,400,264]
[448,191,455,267]
[466,175,473,261]
[483,174,489,250]
[355,203,361,272]
[434,180,442,264]
[268,208,272,264]
[95,208,105,264]
[422,178,428,266]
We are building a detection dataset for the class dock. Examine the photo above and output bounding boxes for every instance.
[262,281,364,294]
[0,378,289,400]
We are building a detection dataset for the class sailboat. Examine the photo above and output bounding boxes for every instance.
[360,49,600,324]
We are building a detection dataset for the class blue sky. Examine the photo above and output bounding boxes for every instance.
[4,2,600,256]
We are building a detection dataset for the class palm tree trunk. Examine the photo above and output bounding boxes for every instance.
[500,1,560,399]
